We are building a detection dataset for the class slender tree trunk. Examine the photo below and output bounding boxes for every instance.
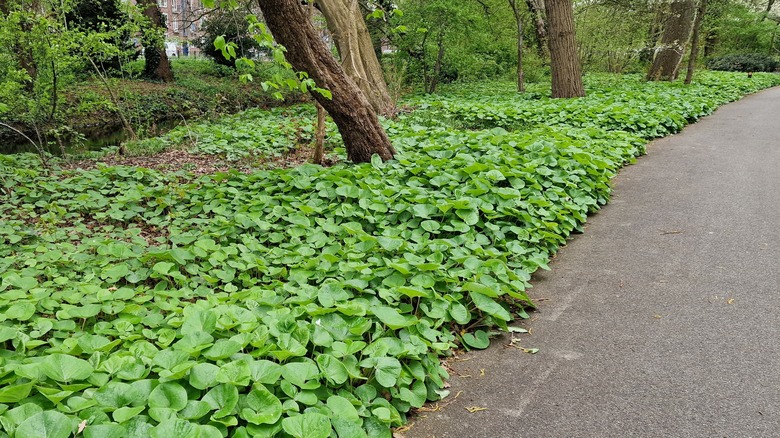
[139,0,173,82]
[509,0,525,93]
[427,29,445,94]
[312,102,326,165]
[684,0,708,85]
[545,0,584,98]
[762,0,776,21]
[316,0,394,116]
[647,0,696,81]
[257,0,395,163]
[525,0,548,59]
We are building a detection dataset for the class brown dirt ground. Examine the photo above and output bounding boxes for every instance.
[62,146,339,177]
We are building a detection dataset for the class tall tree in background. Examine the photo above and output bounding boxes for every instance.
[684,0,708,84]
[138,0,173,82]
[257,0,395,163]
[508,0,525,92]
[316,0,394,116]
[545,0,584,98]
[647,0,695,81]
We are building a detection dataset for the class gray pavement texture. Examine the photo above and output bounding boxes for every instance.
[404,86,780,438]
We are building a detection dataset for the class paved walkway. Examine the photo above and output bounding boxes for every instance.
[406,86,780,437]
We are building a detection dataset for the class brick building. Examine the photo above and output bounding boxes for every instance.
[155,0,205,57]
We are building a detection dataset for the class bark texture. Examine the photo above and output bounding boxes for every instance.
[684,0,708,85]
[525,0,548,59]
[647,0,696,81]
[139,0,174,82]
[545,0,584,98]
[316,0,393,116]
[257,0,395,163]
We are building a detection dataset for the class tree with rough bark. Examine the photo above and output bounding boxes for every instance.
[315,0,394,116]
[256,0,395,163]
[525,0,548,58]
[138,0,173,82]
[647,0,696,81]
[545,0,584,98]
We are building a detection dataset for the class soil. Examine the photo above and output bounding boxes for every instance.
[62,146,339,177]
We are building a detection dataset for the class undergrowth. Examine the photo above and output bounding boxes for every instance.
[0,71,778,437]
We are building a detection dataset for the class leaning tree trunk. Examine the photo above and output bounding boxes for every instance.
[545,0,584,98]
[647,0,696,81]
[316,0,394,116]
[257,0,395,163]
[509,0,525,93]
[139,0,173,82]
[684,0,708,85]
[525,0,548,59]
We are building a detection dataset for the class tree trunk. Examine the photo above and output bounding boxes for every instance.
[427,29,445,94]
[509,0,525,93]
[525,0,548,59]
[545,0,584,98]
[647,0,696,81]
[312,102,326,165]
[316,0,394,116]
[139,0,174,82]
[762,0,776,21]
[257,0,395,163]
[684,0,707,85]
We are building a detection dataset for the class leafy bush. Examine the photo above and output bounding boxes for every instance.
[706,53,779,72]
[0,72,778,437]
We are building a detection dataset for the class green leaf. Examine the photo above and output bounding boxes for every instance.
[470,292,512,321]
[6,302,36,321]
[316,354,349,385]
[373,357,402,388]
[249,360,283,385]
[15,411,72,438]
[84,423,125,438]
[372,306,415,330]
[40,354,94,382]
[281,360,320,387]
[0,381,33,403]
[150,419,199,438]
[113,406,145,423]
[148,382,188,411]
[241,385,282,425]
[202,384,239,418]
[281,412,331,438]
[189,363,220,390]
[462,330,490,349]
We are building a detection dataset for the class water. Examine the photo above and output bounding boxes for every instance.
[0,119,182,155]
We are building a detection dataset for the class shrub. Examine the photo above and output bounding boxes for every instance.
[706,53,779,72]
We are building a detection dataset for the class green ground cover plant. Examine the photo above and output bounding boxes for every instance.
[0,72,778,437]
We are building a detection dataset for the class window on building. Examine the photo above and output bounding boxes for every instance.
[172,1,179,12]
[161,13,168,27]
[159,0,167,7]
[172,19,179,32]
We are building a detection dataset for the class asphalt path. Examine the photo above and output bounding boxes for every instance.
[405,86,780,438]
